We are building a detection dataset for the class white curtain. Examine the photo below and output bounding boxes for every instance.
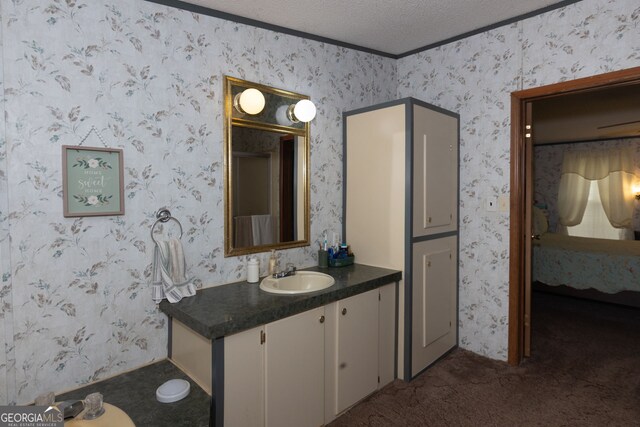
[598,173,635,227]
[558,148,636,228]
[558,173,591,226]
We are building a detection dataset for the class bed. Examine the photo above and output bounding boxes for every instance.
[533,233,640,306]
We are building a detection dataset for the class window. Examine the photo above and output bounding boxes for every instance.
[566,180,629,240]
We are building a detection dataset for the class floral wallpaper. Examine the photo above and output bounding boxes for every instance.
[399,25,522,360]
[534,138,640,232]
[0,0,396,404]
[0,0,637,406]
[0,2,11,406]
[398,0,640,360]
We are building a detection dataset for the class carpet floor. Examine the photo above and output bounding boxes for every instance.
[328,292,640,426]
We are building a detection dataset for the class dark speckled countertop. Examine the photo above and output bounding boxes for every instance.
[58,360,210,427]
[159,263,401,339]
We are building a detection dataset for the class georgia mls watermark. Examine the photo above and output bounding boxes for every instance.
[0,406,63,427]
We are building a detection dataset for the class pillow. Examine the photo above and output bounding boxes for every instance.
[533,206,548,236]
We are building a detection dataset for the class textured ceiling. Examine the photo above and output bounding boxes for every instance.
[179,0,568,56]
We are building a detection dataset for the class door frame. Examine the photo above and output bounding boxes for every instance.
[508,66,640,365]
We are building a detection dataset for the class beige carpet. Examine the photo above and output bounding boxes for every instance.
[329,292,640,426]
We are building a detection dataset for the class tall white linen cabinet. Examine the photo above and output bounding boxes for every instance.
[344,98,459,380]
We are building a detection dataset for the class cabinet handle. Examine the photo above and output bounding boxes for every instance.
[428,216,432,223]
[319,315,325,323]
[342,308,347,316]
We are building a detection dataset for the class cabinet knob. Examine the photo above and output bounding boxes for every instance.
[319,315,325,323]
[428,216,432,223]
[341,308,347,316]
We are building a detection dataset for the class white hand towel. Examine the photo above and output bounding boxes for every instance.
[152,238,196,304]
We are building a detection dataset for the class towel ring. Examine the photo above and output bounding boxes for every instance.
[151,208,183,243]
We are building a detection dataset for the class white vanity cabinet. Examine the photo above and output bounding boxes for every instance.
[224,326,264,427]
[224,307,325,427]
[324,284,396,422]
[264,307,325,427]
[328,290,378,415]
[170,283,397,427]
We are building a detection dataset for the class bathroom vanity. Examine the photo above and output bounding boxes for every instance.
[159,263,400,427]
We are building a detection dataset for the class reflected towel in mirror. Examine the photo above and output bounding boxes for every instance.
[252,214,274,246]
[234,215,274,247]
[234,216,253,247]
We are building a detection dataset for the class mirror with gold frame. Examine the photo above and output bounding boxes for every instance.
[224,76,310,257]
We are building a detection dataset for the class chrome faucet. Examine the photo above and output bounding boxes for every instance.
[273,263,297,278]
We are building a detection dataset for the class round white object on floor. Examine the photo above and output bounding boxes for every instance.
[156,379,190,403]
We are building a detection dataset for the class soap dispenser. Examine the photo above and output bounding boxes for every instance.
[268,250,278,276]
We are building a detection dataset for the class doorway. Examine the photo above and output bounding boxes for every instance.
[508,66,640,365]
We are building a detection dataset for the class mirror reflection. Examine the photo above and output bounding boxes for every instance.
[224,75,311,257]
[231,126,305,249]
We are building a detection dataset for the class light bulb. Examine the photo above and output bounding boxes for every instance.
[234,88,265,115]
[287,100,316,123]
[293,99,316,123]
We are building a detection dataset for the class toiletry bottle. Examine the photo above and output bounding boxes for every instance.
[247,257,259,283]
[268,250,278,276]
[318,241,328,268]
[339,243,348,259]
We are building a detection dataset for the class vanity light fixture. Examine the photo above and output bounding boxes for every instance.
[287,99,317,123]
[233,88,266,115]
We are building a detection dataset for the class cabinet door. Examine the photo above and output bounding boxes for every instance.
[411,236,457,377]
[334,289,379,414]
[224,326,264,427]
[264,307,325,427]
[412,105,458,237]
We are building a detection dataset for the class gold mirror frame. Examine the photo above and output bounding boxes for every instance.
[223,75,311,257]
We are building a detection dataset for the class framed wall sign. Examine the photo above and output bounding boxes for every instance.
[62,145,125,217]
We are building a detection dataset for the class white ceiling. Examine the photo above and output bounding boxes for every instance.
[180,0,567,56]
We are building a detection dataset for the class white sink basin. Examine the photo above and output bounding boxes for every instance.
[259,271,335,295]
